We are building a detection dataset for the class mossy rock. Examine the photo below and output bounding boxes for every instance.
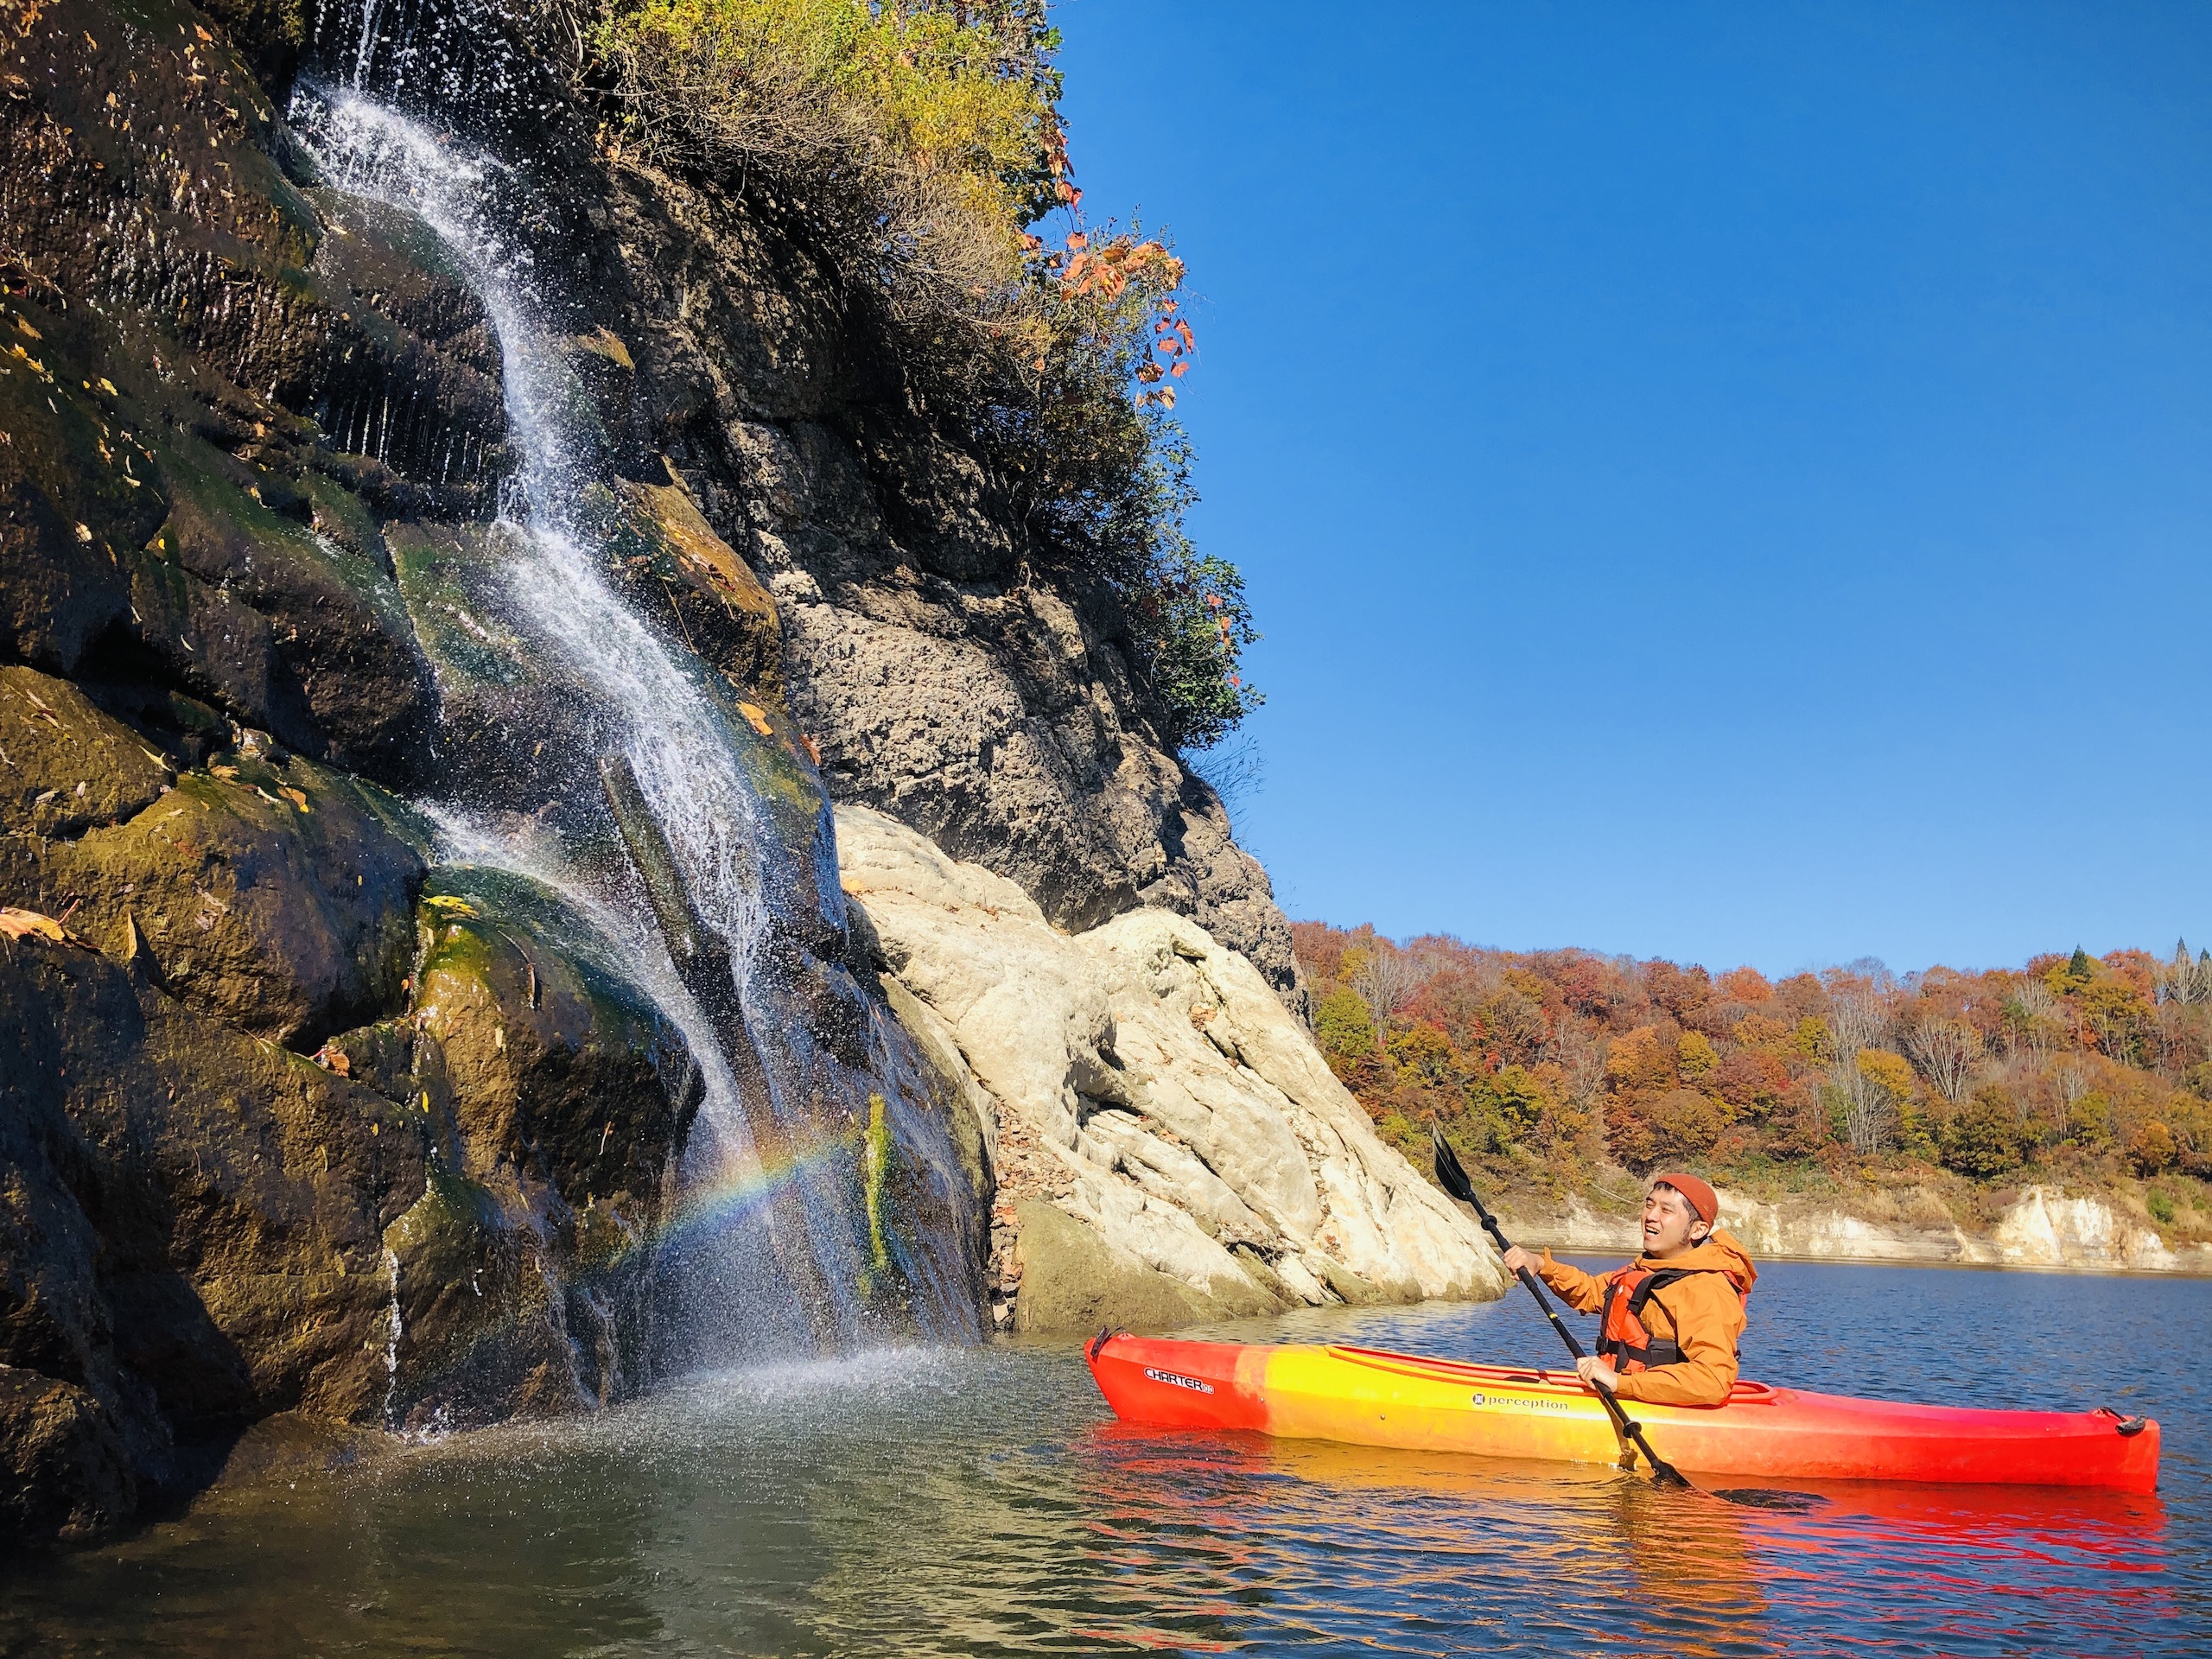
[149,431,436,780]
[391,865,703,1426]
[1010,1200,1278,1335]
[3,927,433,1487]
[611,471,785,701]
[409,868,696,1209]
[386,520,608,817]
[14,748,429,1047]
[115,537,298,746]
[382,1169,573,1431]
[0,666,173,839]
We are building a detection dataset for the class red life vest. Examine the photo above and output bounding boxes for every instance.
[1597,1265,1694,1373]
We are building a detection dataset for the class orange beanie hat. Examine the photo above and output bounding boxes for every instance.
[1653,1172,1719,1224]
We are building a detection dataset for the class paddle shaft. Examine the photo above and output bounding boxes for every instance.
[1433,1131,1689,1488]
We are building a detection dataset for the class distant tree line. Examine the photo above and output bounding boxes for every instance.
[1294,926,2212,1210]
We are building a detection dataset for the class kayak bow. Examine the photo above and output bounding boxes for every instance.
[1085,1335,2160,1492]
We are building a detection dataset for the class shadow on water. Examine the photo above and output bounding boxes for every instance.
[3,1260,2204,1656]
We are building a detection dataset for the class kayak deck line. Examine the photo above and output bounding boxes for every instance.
[1086,1334,2161,1493]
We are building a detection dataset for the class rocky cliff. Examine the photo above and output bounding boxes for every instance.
[1,0,1492,1548]
[837,806,1503,1330]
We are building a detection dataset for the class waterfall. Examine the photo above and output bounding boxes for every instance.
[381,1244,403,1427]
[292,80,982,1371]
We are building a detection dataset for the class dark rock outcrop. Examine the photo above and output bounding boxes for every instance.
[583,168,1306,1007]
[0,873,697,1541]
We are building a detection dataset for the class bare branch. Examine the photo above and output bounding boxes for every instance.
[1349,944,1433,1043]
[1903,1016,1984,1105]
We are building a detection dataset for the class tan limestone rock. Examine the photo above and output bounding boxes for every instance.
[834,804,1506,1332]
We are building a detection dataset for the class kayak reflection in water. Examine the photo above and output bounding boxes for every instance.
[1502,1172,1758,1408]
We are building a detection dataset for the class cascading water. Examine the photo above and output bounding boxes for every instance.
[287,41,983,1382]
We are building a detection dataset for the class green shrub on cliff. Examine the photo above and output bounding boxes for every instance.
[591,0,1259,749]
[593,0,1063,255]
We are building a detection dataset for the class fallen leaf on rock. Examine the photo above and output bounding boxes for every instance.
[0,907,94,949]
[735,701,775,738]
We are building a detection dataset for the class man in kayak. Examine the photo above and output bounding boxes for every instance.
[1501,1173,1757,1408]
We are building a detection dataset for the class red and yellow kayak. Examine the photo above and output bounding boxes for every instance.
[1086,1335,2160,1492]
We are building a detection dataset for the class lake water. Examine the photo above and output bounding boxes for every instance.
[5,1260,2206,1656]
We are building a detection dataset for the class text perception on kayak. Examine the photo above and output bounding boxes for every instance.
[1144,1367,1216,1395]
[1471,1393,1578,1412]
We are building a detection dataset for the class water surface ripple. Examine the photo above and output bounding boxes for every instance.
[5,1260,2206,1655]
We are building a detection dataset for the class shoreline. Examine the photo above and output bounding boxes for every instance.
[1499,1180,2212,1278]
[1535,1244,2212,1278]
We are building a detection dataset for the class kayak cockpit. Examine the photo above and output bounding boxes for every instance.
[1324,1344,1785,1406]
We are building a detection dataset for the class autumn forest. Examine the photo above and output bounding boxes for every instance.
[1293,925,2212,1232]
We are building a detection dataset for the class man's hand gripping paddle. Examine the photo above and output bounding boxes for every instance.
[1431,1123,1693,1489]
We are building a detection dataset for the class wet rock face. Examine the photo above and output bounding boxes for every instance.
[371,870,700,1431]
[2,728,429,1048]
[0,0,471,787]
[0,869,700,1540]
[0,925,424,1541]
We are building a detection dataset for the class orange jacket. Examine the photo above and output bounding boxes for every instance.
[1534,1231,1758,1408]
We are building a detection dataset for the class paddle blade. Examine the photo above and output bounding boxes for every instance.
[1431,1122,1476,1204]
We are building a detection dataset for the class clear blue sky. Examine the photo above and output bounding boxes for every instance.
[1054,1,2212,976]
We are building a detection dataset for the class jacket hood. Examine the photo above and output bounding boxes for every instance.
[1637,1229,1758,1296]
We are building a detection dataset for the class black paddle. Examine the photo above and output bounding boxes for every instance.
[1431,1123,1694,1489]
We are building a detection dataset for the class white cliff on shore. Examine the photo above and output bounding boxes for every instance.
[1510,1184,2212,1273]
[835,805,1509,1331]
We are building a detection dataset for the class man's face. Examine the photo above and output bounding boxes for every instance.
[1642,1184,1708,1256]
